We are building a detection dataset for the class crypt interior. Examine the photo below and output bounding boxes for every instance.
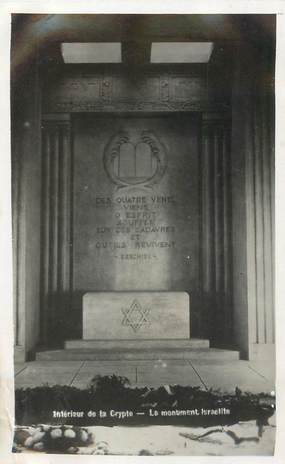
[11,14,275,368]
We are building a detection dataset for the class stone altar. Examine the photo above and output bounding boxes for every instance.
[83,292,190,340]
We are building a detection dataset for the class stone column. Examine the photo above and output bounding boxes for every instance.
[231,41,275,360]
[200,114,232,342]
[11,63,42,361]
[41,115,72,343]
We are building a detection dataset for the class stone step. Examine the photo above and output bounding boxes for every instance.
[35,347,240,361]
[64,338,210,350]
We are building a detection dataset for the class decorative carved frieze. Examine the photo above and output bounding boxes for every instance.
[43,70,213,113]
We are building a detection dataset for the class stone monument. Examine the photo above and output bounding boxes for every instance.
[83,291,190,340]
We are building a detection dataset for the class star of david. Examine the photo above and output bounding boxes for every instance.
[121,299,151,332]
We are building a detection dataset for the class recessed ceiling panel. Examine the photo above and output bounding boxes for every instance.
[61,42,122,63]
[151,42,214,63]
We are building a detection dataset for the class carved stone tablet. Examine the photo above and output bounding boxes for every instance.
[83,292,190,340]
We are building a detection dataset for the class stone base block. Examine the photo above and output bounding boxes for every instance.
[83,292,190,340]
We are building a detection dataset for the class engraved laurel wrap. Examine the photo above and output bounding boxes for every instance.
[103,130,167,188]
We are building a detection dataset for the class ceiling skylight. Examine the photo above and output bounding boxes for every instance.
[61,43,122,63]
[151,42,214,63]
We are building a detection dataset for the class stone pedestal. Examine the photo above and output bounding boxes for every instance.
[83,292,190,340]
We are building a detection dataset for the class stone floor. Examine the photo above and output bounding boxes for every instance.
[14,358,275,394]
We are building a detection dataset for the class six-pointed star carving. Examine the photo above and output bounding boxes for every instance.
[121,299,151,332]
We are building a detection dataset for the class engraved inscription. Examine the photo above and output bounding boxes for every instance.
[94,194,176,261]
[73,116,198,292]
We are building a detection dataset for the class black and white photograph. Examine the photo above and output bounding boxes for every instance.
[6,11,278,457]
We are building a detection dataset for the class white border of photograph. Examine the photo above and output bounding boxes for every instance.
[0,1,284,463]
